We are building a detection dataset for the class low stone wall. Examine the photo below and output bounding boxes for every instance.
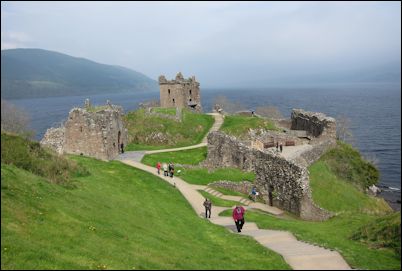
[299,139,337,166]
[209,180,254,195]
[205,131,332,221]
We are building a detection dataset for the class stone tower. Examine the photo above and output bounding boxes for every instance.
[41,100,128,161]
[159,72,202,112]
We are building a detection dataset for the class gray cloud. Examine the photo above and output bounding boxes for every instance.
[1,1,401,86]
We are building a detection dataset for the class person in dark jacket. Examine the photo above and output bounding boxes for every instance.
[232,205,246,232]
[203,198,212,218]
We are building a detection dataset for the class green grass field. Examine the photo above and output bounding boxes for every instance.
[1,156,290,270]
[124,109,213,151]
[220,115,279,138]
[151,107,177,115]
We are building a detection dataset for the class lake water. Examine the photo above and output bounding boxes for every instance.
[7,82,401,207]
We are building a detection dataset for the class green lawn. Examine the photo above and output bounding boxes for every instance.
[124,109,214,151]
[180,167,255,185]
[1,156,290,270]
[141,147,208,166]
[220,115,279,138]
[151,107,177,115]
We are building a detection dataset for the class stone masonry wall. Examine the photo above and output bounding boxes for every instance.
[204,131,331,221]
[41,102,128,161]
[291,109,336,139]
[159,73,202,112]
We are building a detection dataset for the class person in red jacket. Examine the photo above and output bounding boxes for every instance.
[156,162,161,175]
[232,205,246,233]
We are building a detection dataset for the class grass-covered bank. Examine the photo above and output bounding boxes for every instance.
[1,135,290,270]
[124,108,213,151]
[219,141,399,270]
[220,114,279,138]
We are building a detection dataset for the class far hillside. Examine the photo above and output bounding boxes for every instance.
[123,108,214,150]
[1,48,158,99]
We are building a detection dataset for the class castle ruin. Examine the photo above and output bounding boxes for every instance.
[204,109,337,221]
[41,99,128,161]
[159,72,202,112]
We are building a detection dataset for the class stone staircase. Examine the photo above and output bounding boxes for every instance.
[203,186,254,206]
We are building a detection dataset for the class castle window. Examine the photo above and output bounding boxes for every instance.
[168,89,170,94]
[173,98,175,104]
[189,89,192,95]
[189,98,192,102]
[80,126,83,132]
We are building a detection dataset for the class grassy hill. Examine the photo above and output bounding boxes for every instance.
[220,114,279,138]
[1,48,158,99]
[123,108,214,151]
[1,134,290,269]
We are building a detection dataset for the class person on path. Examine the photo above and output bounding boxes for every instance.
[279,142,283,153]
[168,162,172,177]
[203,198,212,218]
[276,141,279,152]
[156,162,161,175]
[232,205,246,233]
[170,163,175,178]
[251,186,257,202]
[120,143,124,154]
[162,162,168,176]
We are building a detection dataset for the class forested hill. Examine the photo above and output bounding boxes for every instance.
[1,48,158,99]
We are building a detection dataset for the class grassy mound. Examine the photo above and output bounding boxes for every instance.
[220,114,278,138]
[1,154,290,269]
[319,141,379,190]
[351,212,401,255]
[1,133,88,185]
[123,108,213,150]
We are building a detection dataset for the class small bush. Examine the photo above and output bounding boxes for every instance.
[1,133,89,185]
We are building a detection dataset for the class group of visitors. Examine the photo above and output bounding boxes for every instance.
[156,161,175,178]
[203,199,246,233]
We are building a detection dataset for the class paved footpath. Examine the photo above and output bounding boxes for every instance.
[117,113,351,270]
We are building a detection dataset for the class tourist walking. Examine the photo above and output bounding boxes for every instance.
[162,162,168,176]
[120,143,124,154]
[170,163,175,178]
[232,205,246,233]
[279,142,283,153]
[251,186,257,202]
[203,198,212,218]
[156,162,161,175]
[276,141,279,152]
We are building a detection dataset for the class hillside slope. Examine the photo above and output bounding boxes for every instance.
[1,135,289,269]
[1,48,158,99]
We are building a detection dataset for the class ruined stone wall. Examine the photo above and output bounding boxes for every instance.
[41,102,128,161]
[40,126,65,154]
[63,107,127,160]
[291,109,336,139]
[205,131,331,221]
[159,73,202,111]
[210,180,254,196]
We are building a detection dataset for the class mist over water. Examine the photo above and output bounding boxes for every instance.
[8,82,401,204]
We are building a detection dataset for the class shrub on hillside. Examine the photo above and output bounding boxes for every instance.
[1,133,89,185]
[321,141,379,190]
[350,212,401,255]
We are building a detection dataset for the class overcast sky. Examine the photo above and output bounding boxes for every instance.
[1,1,401,87]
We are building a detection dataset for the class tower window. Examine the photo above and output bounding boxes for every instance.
[80,126,83,132]
[189,98,192,102]
[189,89,192,95]
[173,98,175,104]
[168,89,170,94]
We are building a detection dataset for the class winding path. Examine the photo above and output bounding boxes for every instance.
[116,113,351,270]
